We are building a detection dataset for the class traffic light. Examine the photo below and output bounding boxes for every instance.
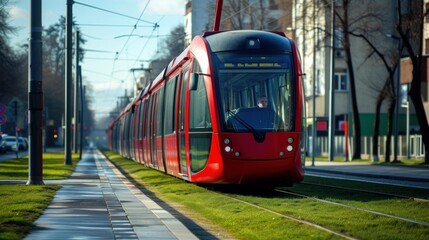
[53,129,58,139]
[16,128,21,133]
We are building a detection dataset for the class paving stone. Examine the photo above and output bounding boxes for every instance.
[24,149,198,240]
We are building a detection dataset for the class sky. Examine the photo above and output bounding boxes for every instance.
[6,0,186,122]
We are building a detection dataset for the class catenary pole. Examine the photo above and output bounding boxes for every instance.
[65,0,73,165]
[80,77,84,160]
[328,0,336,161]
[312,0,318,166]
[74,31,79,153]
[27,0,44,184]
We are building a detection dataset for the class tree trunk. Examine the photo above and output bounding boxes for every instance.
[385,97,395,163]
[395,0,429,163]
[409,82,429,163]
[371,90,384,162]
[344,48,362,160]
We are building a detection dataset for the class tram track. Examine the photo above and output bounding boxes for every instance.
[219,191,358,240]
[300,181,429,202]
[274,188,429,227]
[212,176,429,239]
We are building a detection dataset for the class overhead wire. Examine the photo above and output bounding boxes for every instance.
[76,23,153,28]
[114,0,153,61]
[110,0,155,96]
[75,0,156,111]
[73,1,155,25]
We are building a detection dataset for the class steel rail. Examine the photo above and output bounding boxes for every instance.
[220,193,358,240]
[275,189,429,227]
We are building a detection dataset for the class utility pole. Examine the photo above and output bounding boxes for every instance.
[65,0,73,165]
[311,0,318,166]
[14,101,18,159]
[80,81,85,160]
[74,31,79,154]
[328,0,336,161]
[27,0,44,185]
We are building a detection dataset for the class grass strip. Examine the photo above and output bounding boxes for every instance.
[104,151,429,240]
[0,152,79,180]
[0,151,79,239]
[283,182,429,223]
[237,192,429,240]
[103,151,343,239]
[0,185,60,240]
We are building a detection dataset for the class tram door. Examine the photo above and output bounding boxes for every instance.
[149,91,159,169]
[178,67,189,177]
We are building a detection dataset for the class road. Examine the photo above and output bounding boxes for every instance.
[0,150,28,162]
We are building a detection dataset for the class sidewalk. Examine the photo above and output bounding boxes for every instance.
[24,149,200,240]
[304,160,429,188]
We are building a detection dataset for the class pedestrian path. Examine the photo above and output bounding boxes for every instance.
[305,160,429,189]
[25,149,198,240]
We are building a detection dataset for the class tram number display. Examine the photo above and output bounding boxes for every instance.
[223,62,283,68]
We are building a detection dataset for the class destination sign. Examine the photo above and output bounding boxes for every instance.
[223,62,283,68]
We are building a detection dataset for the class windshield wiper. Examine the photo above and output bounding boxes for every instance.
[226,109,265,143]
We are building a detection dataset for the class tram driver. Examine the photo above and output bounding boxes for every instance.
[257,96,268,108]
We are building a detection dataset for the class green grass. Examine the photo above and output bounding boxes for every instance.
[0,185,60,240]
[103,151,339,239]
[0,152,79,179]
[0,151,79,240]
[103,151,429,240]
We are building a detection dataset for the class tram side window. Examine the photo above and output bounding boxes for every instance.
[142,99,149,139]
[156,88,164,137]
[179,68,189,132]
[138,101,144,139]
[190,66,212,130]
[164,76,178,135]
[189,60,212,173]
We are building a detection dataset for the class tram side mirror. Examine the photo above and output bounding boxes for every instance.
[190,73,199,91]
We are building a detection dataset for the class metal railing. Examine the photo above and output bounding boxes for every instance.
[311,135,425,160]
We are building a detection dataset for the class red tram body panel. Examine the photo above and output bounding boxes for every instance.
[108,30,305,185]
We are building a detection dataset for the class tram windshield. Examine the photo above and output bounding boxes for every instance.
[213,52,295,132]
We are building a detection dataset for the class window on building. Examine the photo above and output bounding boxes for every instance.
[426,3,429,22]
[334,71,348,91]
[425,38,429,54]
[334,28,343,49]
[313,69,325,96]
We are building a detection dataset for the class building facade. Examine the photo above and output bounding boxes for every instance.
[183,0,425,158]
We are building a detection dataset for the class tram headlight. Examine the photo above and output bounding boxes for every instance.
[288,137,294,144]
[225,146,232,153]
[224,138,231,144]
[287,145,293,152]
[246,38,260,49]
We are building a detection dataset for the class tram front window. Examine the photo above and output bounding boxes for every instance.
[214,52,295,132]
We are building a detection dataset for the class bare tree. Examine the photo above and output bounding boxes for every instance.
[149,24,185,77]
[396,0,429,163]
[319,0,384,159]
[350,31,399,162]
[207,0,278,31]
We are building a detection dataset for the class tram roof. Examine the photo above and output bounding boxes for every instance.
[203,30,292,53]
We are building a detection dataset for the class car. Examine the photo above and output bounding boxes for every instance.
[3,136,28,151]
[0,141,7,154]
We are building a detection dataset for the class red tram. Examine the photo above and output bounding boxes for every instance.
[108,30,305,185]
